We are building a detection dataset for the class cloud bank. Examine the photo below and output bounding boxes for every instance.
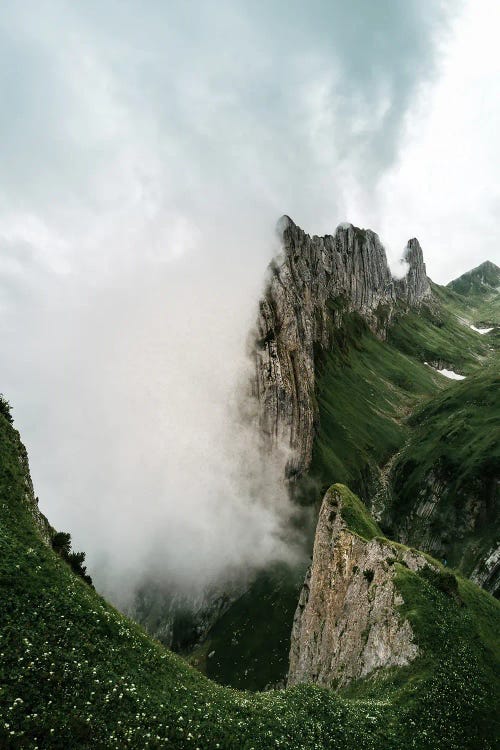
[1,1,496,602]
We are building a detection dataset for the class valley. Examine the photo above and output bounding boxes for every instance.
[1,220,498,748]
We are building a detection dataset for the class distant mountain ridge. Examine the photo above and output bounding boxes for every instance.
[448,259,500,296]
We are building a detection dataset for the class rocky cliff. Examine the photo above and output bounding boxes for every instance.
[288,485,431,688]
[252,218,430,478]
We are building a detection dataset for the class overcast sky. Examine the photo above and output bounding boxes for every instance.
[1,1,498,600]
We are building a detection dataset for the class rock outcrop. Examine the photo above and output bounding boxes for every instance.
[471,543,500,596]
[252,218,430,478]
[288,485,430,689]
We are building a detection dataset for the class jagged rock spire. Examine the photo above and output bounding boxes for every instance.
[252,218,431,479]
[288,485,429,688]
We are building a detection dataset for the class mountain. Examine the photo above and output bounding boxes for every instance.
[288,485,425,688]
[446,260,500,325]
[252,220,498,581]
[253,217,430,480]
[289,487,498,703]
[383,368,500,594]
[183,220,498,691]
[1,217,499,748]
[1,410,499,748]
[447,260,500,296]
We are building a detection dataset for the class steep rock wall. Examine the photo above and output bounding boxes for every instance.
[252,217,430,478]
[288,486,430,688]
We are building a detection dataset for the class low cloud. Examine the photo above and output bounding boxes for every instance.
[0,1,468,603]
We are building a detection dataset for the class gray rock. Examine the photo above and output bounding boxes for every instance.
[251,217,430,479]
[288,486,430,688]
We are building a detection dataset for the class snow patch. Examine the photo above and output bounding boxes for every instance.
[470,324,494,334]
[424,362,466,380]
[439,369,466,380]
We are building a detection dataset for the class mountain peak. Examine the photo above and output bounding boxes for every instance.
[255,219,430,478]
[448,260,500,295]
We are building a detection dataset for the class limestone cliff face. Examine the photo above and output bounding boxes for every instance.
[252,218,430,478]
[288,486,429,689]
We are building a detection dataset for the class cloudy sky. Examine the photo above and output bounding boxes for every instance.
[1,1,499,600]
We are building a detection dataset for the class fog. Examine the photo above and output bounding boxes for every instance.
[1,1,498,605]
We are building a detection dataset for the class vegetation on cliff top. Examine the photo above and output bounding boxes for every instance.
[331,483,382,541]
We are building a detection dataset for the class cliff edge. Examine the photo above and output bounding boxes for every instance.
[252,218,430,478]
[288,484,432,688]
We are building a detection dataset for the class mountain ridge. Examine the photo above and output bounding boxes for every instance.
[447,259,500,296]
[187,219,498,690]
[253,216,430,480]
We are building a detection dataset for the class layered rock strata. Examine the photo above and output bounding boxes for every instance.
[288,485,430,688]
[252,217,430,478]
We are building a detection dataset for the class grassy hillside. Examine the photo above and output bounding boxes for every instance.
[383,367,500,587]
[445,261,500,326]
[388,288,492,375]
[1,416,499,748]
[381,273,499,592]
[309,312,445,504]
[447,260,500,297]
[188,562,307,691]
[309,285,494,505]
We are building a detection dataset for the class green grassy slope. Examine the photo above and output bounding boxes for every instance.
[189,562,307,691]
[309,313,446,503]
[0,413,364,749]
[2,413,500,748]
[445,261,500,326]
[384,367,500,584]
[380,270,499,590]
[309,285,495,505]
[388,288,492,375]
